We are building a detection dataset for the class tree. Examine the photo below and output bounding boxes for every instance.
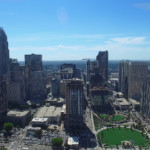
[51,137,63,147]
[34,130,42,138]
[3,122,13,133]
[31,103,37,109]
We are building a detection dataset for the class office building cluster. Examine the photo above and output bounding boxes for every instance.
[1,27,150,133]
[0,28,47,117]
[119,60,150,119]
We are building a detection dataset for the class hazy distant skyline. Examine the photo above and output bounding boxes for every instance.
[1,0,150,60]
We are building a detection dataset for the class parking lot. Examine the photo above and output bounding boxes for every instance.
[22,130,69,146]
[0,127,23,148]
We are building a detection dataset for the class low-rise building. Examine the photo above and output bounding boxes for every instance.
[129,98,140,111]
[31,118,48,127]
[27,126,41,136]
[7,110,31,127]
[34,106,62,124]
[68,137,79,149]
[45,97,64,107]
[116,98,130,110]
[113,98,130,110]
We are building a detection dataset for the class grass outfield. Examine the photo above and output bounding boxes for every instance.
[110,115,125,121]
[97,127,147,146]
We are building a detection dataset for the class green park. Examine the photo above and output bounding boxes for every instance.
[97,127,148,146]
[110,115,125,122]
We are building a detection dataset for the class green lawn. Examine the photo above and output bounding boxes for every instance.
[97,127,147,146]
[110,115,125,122]
[100,114,108,119]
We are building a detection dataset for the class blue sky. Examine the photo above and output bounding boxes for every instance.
[0,0,150,60]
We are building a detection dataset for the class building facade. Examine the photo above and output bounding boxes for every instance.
[0,28,9,115]
[141,79,150,118]
[51,77,60,98]
[66,79,84,128]
[28,71,46,100]
[25,54,42,71]
[96,50,108,82]
[25,54,46,101]
[7,59,25,104]
[119,61,148,100]
[119,60,130,97]
[86,60,97,82]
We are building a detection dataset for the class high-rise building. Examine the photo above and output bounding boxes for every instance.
[0,28,9,75]
[28,71,46,100]
[66,79,84,128]
[51,77,60,98]
[96,50,108,82]
[25,54,42,72]
[0,28,9,114]
[86,60,97,82]
[60,64,80,79]
[119,60,130,96]
[119,61,148,100]
[25,54,46,101]
[7,59,25,104]
[141,78,150,119]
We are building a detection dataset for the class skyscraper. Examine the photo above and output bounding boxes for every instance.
[0,28,9,114]
[25,54,46,101]
[96,50,108,82]
[86,60,97,82]
[141,78,150,119]
[0,28,9,75]
[7,59,25,104]
[25,54,42,72]
[119,61,148,100]
[66,79,84,128]
[119,60,129,97]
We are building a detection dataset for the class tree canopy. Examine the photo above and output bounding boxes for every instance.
[3,122,13,133]
[51,137,63,147]
[34,130,42,138]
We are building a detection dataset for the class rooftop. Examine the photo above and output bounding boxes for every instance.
[116,98,130,106]
[35,106,62,118]
[32,118,48,123]
[7,110,30,117]
[129,98,140,105]
[68,137,79,145]
[27,126,41,130]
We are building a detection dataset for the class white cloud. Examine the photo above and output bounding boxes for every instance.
[9,33,105,43]
[9,35,150,60]
[134,3,150,11]
[10,46,57,51]
[10,42,150,60]
[107,36,147,45]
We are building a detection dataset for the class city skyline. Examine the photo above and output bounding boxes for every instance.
[0,0,150,60]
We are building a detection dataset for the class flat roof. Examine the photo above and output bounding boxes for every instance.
[27,126,41,130]
[7,110,30,117]
[32,118,48,122]
[116,98,130,106]
[110,78,118,81]
[129,98,140,105]
[117,92,123,95]
[35,106,62,118]
[68,137,79,145]
[45,97,64,103]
